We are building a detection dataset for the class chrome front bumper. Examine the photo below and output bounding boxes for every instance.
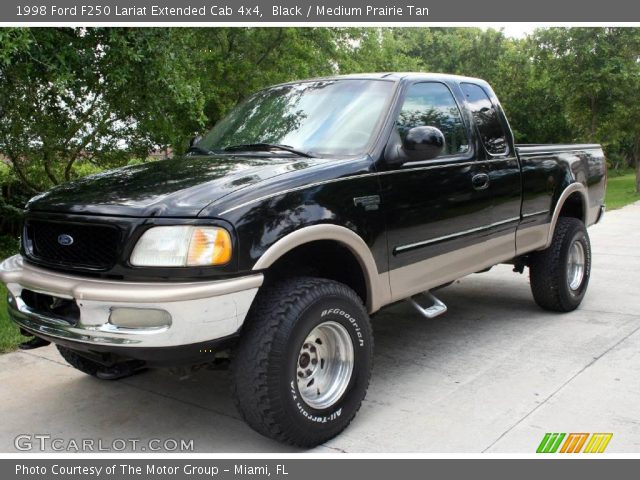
[0,255,262,348]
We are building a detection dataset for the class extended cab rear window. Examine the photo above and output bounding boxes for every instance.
[460,82,508,155]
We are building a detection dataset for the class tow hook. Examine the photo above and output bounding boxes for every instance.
[169,358,230,380]
[96,361,146,380]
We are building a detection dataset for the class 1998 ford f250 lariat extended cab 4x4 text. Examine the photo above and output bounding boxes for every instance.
[0,73,605,446]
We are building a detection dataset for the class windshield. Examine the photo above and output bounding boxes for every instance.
[196,79,395,157]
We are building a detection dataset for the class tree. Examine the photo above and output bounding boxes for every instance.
[192,28,348,132]
[532,27,640,191]
[0,28,206,192]
[337,28,424,73]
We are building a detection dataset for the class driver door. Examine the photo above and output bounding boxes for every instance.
[379,81,497,301]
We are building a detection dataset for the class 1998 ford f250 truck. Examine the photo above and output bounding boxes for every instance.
[0,73,605,447]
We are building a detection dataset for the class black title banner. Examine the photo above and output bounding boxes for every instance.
[1,0,639,22]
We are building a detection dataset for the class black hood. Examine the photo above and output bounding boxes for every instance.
[26,154,326,218]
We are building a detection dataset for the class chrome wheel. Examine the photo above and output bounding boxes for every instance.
[296,321,354,410]
[567,240,586,291]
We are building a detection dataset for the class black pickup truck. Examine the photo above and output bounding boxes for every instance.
[1,73,605,447]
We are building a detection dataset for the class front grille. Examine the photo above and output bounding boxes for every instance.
[25,220,121,270]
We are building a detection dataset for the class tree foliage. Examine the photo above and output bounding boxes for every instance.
[0,28,205,192]
[192,28,345,129]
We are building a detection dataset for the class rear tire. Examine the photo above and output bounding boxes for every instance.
[529,217,591,312]
[231,277,373,447]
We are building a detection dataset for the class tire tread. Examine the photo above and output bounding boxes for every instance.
[529,217,590,312]
[231,277,372,447]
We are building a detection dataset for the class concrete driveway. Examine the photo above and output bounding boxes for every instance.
[2,203,639,453]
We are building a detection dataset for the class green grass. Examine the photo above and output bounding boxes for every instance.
[0,236,23,353]
[605,170,640,210]
[0,284,23,353]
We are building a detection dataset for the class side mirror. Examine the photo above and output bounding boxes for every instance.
[384,126,446,167]
[402,126,445,161]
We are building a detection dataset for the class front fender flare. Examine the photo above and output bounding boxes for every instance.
[252,224,391,313]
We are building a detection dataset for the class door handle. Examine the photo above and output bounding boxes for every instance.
[472,173,490,191]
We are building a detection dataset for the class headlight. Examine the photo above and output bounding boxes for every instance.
[130,226,232,267]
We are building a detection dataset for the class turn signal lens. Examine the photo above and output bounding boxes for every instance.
[187,227,232,266]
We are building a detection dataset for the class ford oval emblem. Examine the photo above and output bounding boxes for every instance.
[57,234,74,246]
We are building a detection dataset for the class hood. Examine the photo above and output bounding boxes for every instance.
[26,154,325,218]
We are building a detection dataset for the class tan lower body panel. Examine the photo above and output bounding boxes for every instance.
[515,223,550,256]
[385,223,551,305]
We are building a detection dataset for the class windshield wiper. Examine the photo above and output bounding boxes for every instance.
[187,145,215,155]
[223,143,313,158]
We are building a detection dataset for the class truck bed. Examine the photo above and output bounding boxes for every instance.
[515,142,606,232]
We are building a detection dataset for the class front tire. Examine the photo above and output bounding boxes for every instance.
[529,217,592,312]
[231,277,373,447]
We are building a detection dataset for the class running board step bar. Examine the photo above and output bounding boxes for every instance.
[408,292,448,319]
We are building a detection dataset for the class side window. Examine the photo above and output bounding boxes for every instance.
[397,82,469,157]
[460,83,507,155]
